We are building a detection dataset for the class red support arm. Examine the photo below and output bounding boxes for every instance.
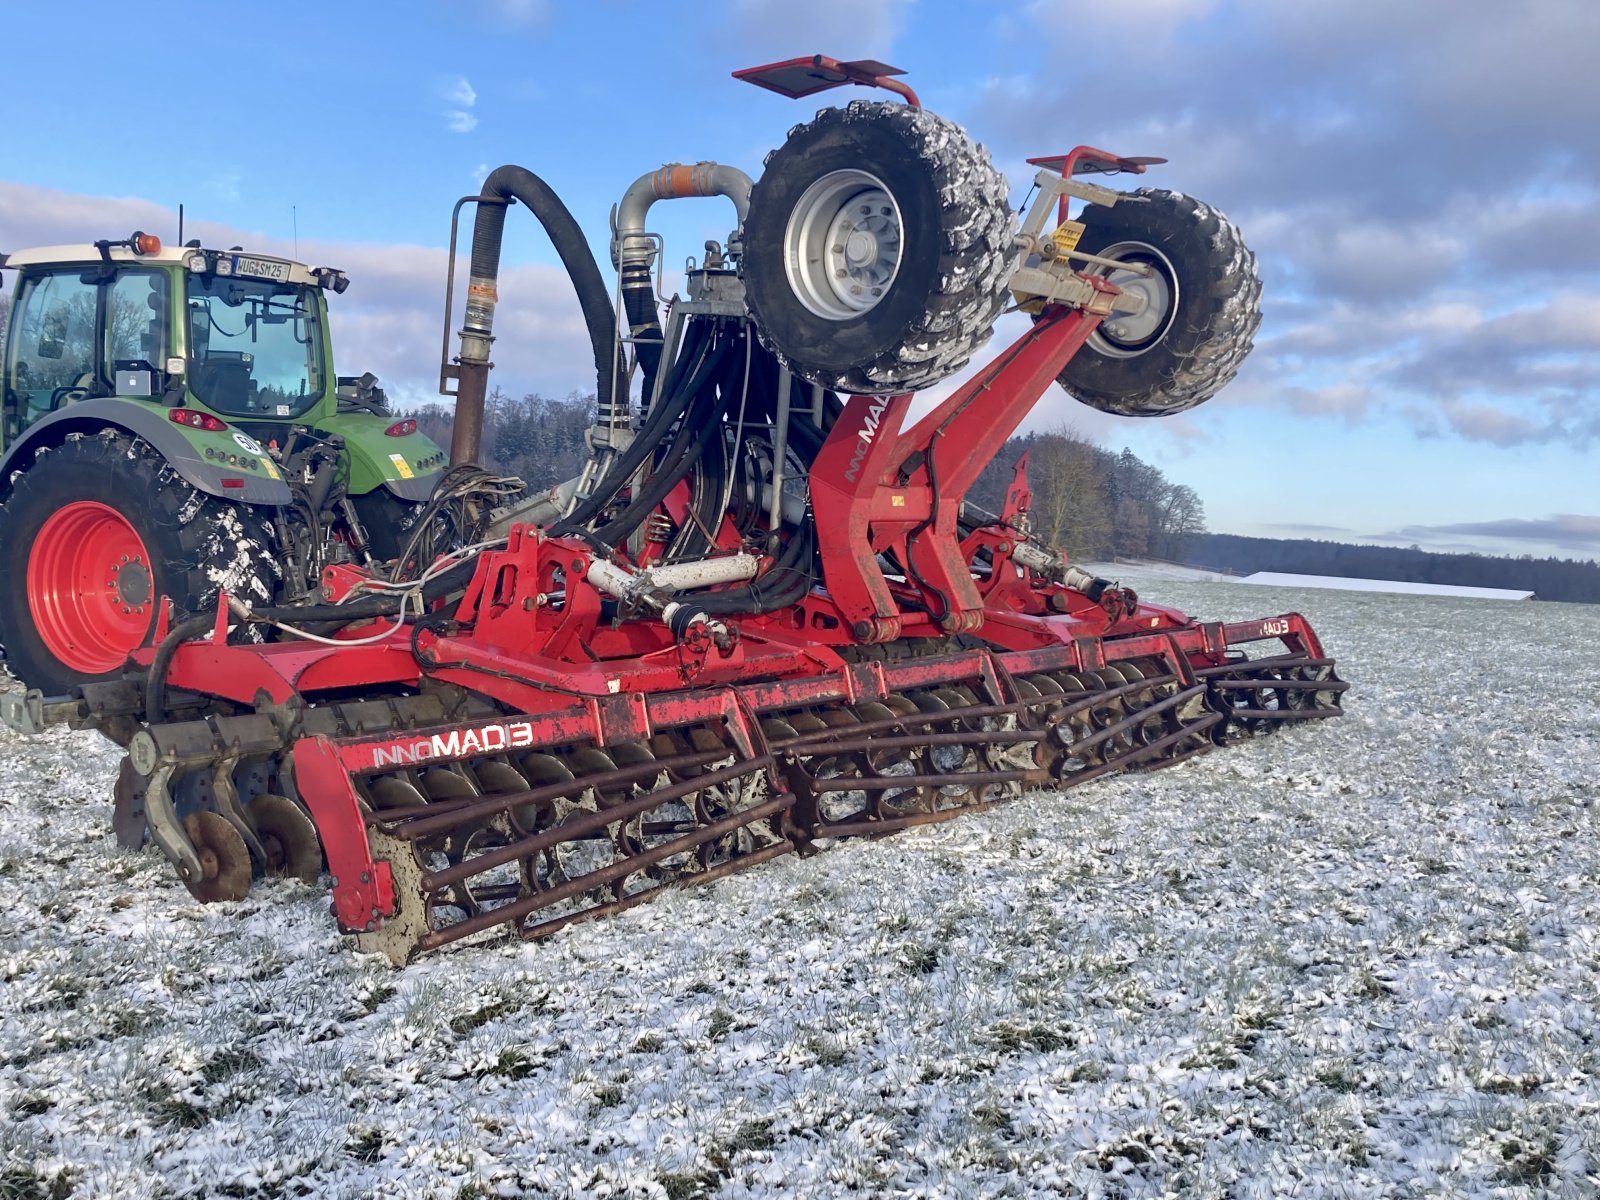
[807,307,1104,638]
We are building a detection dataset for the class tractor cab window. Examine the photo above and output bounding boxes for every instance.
[107,271,167,370]
[5,271,98,426]
[186,276,324,418]
[2,268,171,432]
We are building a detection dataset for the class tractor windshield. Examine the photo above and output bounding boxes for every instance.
[185,276,325,417]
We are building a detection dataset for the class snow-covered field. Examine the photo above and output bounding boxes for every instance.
[2,578,1598,1198]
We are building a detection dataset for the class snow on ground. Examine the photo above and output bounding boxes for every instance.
[1078,561,1235,584]
[2,581,1598,1198]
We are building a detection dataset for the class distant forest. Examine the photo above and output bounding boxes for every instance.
[1177,534,1600,605]
[409,390,1600,605]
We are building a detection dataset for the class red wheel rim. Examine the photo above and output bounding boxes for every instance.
[26,501,156,674]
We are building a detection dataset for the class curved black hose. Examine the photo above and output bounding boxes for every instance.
[596,366,734,547]
[472,165,619,417]
[621,262,663,414]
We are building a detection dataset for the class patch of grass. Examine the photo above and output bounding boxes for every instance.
[0,1161,77,1200]
[42,976,87,1011]
[353,981,398,1017]
[472,1047,542,1081]
[802,1034,848,1067]
[658,1169,720,1200]
[706,1009,734,1043]
[973,1103,1013,1135]
[449,994,520,1036]
[899,944,939,975]
[150,1094,208,1129]
[346,1125,385,1163]
[1479,1073,1540,1096]
[1179,1045,1239,1071]
[1315,1063,1361,1093]
[201,1048,263,1085]
[591,1079,626,1112]
[10,1095,52,1119]
[632,1032,666,1054]
[101,1007,146,1039]
[984,1020,1076,1054]
[705,1118,778,1175]
[1497,1135,1559,1185]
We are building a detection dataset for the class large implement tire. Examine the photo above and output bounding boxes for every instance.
[1055,188,1261,417]
[740,100,1017,395]
[0,431,278,694]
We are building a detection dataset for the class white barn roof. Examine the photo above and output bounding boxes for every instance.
[1239,572,1534,601]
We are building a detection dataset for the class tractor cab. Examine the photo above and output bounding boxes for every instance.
[0,232,348,447]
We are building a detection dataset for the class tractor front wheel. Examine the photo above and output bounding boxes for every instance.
[0,431,278,694]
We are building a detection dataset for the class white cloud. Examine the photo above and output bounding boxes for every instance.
[441,76,478,135]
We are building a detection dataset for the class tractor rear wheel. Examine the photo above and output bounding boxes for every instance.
[0,431,278,694]
[740,100,1017,395]
[1054,188,1261,417]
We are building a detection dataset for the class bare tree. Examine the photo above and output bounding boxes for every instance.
[1026,424,1112,559]
[1112,496,1150,557]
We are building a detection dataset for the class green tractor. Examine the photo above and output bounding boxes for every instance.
[0,231,450,694]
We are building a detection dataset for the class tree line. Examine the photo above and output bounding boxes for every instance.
[1181,533,1600,605]
[967,429,1205,561]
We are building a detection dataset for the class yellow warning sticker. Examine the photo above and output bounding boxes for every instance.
[389,453,415,480]
[260,457,280,481]
[1050,220,1086,256]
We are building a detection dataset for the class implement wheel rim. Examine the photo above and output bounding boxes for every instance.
[26,500,154,674]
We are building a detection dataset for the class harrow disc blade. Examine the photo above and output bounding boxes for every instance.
[181,811,252,903]
[249,793,322,883]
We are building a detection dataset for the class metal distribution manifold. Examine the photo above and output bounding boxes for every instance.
[8,56,1346,965]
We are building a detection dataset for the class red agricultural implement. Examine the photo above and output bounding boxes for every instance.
[4,58,1344,963]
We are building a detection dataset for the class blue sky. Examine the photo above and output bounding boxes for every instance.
[3,0,1597,561]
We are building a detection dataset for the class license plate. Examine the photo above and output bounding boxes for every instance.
[232,255,290,282]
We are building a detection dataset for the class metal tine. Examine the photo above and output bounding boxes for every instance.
[419,753,775,893]
[374,744,729,840]
[416,793,793,954]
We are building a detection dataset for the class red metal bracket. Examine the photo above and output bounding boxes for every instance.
[807,310,1104,639]
[1027,146,1167,223]
[293,735,395,932]
[733,55,920,107]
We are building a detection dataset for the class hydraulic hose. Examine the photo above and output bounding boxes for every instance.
[595,367,734,547]
[452,165,619,464]
[550,327,727,538]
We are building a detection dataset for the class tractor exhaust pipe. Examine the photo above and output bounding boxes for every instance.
[450,166,620,465]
